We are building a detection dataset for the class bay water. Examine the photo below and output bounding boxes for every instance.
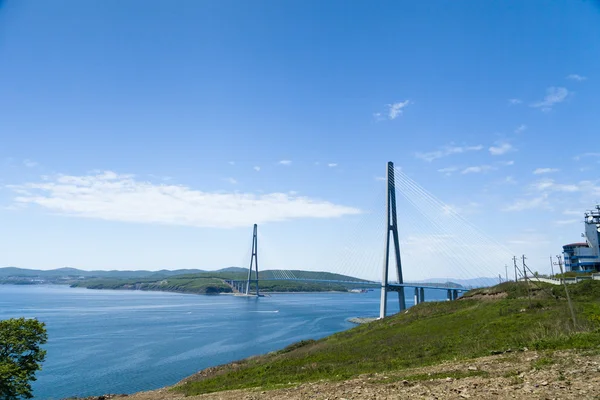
[0,285,447,399]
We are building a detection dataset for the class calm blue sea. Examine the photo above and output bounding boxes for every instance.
[0,285,446,399]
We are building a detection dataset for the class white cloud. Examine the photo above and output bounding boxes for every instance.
[23,159,38,168]
[461,165,494,174]
[566,74,587,81]
[327,163,338,168]
[228,161,235,165]
[531,179,579,193]
[507,232,550,245]
[8,172,362,228]
[503,195,549,211]
[574,153,600,161]
[499,160,514,166]
[253,166,261,172]
[554,219,579,225]
[508,98,522,105]
[437,167,458,175]
[278,160,292,166]
[387,100,411,119]
[225,177,237,184]
[530,87,569,111]
[514,124,527,134]
[533,168,559,175]
[415,144,483,162]
[489,142,513,156]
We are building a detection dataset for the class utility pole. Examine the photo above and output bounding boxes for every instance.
[522,255,532,307]
[513,256,518,282]
[555,255,577,328]
[549,256,554,277]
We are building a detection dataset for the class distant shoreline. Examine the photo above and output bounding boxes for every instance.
[0,283,360,296]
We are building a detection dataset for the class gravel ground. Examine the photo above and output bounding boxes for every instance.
[81,349,600,400]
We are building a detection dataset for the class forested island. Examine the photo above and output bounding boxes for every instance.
[0,267,371,294]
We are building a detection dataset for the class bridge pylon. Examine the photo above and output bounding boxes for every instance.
[380,161,406,318]
[245,224,260,296]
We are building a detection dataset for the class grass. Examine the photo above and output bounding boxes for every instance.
[531,355,555,369]
[175,280,600,396]
[71,270,360,294]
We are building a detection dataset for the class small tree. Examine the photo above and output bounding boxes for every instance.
[0,318,47,399]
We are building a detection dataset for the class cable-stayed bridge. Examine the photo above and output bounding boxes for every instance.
[227,161,513,319]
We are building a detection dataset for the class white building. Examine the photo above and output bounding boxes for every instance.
[563,205,600,273]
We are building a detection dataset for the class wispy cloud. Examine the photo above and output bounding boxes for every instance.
[8,172,362,228]
[554,219,579,225]
[327,163,338,168]
[533,168,559,175]
[387,100,411,119]
[489,142,513,156]
[514,124,527,134]
[566,74,587,82]
[508,98,522,105]
[375,100,411,120]
[228,161,235,166]
[253,166,261,172]
[225,177,237,184]
[278,160,292,166]
[461,165,494,174]
[531,179,580,193]
[374,176,386,181]
[574,153,600,161]
[503,195,549,212]
[530,87,569,112]
[415,144,483,162]
[437,167,458,176]
[23,159,38,168]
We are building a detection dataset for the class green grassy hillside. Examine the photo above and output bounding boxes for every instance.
[70,276,233,294]
[71,270,368,294]
[175,280,600,396]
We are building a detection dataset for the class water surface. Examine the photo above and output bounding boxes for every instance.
[0,285,445,399]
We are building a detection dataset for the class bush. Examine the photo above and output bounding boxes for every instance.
[0,318,47,399]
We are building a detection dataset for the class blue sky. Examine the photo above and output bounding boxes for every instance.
[1,1,599,280]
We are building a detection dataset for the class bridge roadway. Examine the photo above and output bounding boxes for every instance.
[224,277,467,304]
[257,278,466,291]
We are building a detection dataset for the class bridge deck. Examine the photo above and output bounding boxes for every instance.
[227,278,466,292]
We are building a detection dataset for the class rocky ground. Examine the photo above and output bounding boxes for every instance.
[79,349,600,400]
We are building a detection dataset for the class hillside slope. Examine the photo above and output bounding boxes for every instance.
[174,281,600,396]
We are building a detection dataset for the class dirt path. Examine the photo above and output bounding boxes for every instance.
[88,350,600,400]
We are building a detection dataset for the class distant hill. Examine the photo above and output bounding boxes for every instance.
[0,267,206,279]
[417,277,499,288]
[260,270,369,282]
[215,267,248,273]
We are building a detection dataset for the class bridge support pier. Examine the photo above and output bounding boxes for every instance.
[447,289,452,301]
[452,289,458,300]
[419,287,425,303]
[414,287,419,305]
[380,162,406,319]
